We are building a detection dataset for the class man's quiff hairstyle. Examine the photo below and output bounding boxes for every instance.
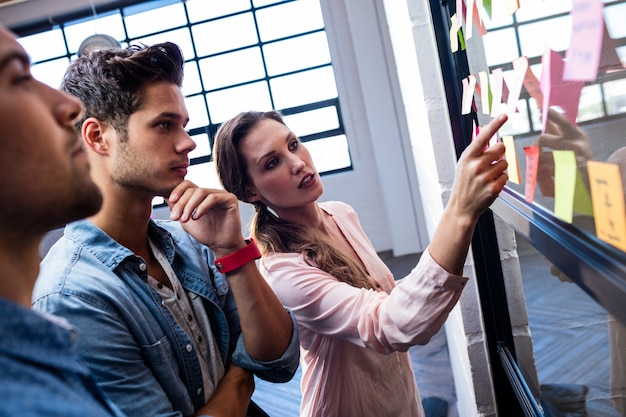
[60,42,184,139]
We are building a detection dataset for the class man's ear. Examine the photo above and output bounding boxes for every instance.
[82,117,109,155]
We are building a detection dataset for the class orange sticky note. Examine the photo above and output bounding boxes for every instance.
[524,146,540,203]
[553,150,594,223]
[563,0,604,81]
[587,161,626,252]
[503,136,521,184]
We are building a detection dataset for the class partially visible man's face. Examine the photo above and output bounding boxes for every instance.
[0,26,102,234]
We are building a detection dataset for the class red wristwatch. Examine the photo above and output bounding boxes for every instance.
[214,238,262,274]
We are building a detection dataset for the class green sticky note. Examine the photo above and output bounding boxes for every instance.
[553,150,594,223]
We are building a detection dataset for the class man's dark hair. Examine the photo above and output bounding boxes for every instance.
[60,42,184,138]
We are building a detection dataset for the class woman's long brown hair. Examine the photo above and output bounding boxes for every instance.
[213,111,377,290]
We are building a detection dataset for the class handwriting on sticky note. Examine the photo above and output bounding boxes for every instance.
[503,136,521,184]
[587,161,626,252]
[563,0,604,81]
[524,146,539,203]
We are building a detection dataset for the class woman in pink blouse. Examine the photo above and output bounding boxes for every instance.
[213,110,508,417]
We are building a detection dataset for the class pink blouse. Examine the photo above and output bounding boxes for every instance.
[259,201,468,417]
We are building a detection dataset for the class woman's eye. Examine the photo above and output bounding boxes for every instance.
[289,140,299,151]
[265,158,278,170]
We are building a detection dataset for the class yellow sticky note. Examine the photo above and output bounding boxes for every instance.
[553,150,593,223]
[502,136,521,184]
[587,161,626,252]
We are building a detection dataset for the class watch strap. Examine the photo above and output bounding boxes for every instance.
[214,238,262,274]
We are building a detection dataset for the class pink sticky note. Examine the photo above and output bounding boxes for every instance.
[540,48,585,132]
[472,1,487,36]
[462,75,477,115]
[563,0,604,81]
[524,145,540,203]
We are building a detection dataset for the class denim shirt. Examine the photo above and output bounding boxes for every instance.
[33,219,299,417]
[0,297,126,417]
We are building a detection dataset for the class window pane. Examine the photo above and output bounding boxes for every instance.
[264,32,330,76]
[515,0,572,22]
[270,67,337,109]
[482,28,519,66]
[604,79,626,115]
[124,3,187,38]
[64,13,125,54]
[577,84,604,122]
[18,30,66,63]
[186,162,221,189]
[191,13,258,56]
[186,0,251,22]
[206,82,272,123]
[305,135,351,172]
[283,107,339,137]
[605,3,626,38]
[134,28,194,60]
[256,0,325,42]
[518,16,572,58]
[499,101,531,136]
[183,61,202,96]
[185,95,209,130]
[198,47,265,90]
[31,58,71,89]
[189,133,212,159]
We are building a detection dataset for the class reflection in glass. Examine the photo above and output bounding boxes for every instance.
[482,28,519,67]
[515,233,624,416]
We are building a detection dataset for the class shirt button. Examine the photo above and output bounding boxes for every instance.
[196,388,202,396]
[186,344,193,352]
[139,263,147,271]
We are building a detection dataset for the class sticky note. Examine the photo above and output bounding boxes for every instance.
[479,71,491,114]
[553,150,594,223]
[540,48,584,132]
[462,75,477,115]
[450,14,461,53]
[490,68,504,117]
[503,136,521,184]
[587,161,626,252]
[524,146,540,203]
[523,65,543,108]
[563,0,604,81]
[506,57,528,114]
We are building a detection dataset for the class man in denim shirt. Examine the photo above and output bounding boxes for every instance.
[0,25,125,417]
[33,41,299,417]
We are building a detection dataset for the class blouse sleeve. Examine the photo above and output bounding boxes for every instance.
[260,248,467,354]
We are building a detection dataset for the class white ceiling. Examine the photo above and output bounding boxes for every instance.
[0,0,116,29]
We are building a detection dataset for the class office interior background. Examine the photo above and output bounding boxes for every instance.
[3,0,626,416]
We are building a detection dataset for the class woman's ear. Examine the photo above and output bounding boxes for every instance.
[82,117,109,155]
[245,185,262,203]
